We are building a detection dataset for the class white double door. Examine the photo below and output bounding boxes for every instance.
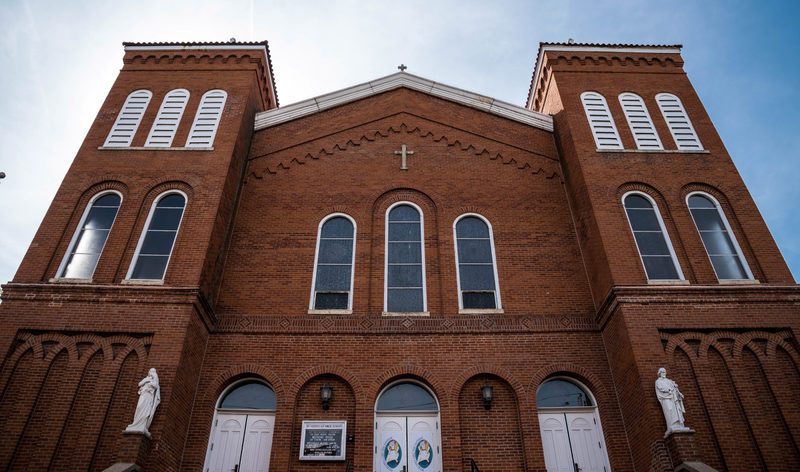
[375,415,441,472]
[539,410,610,472]
[206,413,275,472]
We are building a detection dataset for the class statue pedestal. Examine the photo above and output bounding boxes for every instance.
[664,430,719,472]
[110,430,152,470]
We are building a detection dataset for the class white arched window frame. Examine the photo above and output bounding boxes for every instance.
[618,92,663,150]
[126,190,187,281]
[185,89,227,148]
[580,91,623,150]
[103,89,153,147]
[145,89,190,147]
[309,213,357,312]
[622,191,685,281]
[655,93,703,150]
[56,190,123,280]
[686,192,754,281]
[384,201,428,313]
[453,213,502,311]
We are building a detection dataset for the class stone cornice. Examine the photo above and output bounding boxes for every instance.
[596,284,800,328]
[254,72,553,132]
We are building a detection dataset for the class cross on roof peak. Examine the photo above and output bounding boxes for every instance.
[397,64,407,72]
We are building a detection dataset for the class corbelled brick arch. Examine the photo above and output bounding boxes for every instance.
[201,363,285,411]
[369,363,447,407]
[287,364,364,402]
[529,362,610,400]
[246,121,561,182]
[449,363,528,404]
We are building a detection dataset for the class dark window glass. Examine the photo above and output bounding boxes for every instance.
[688,195,750,280]
[219,381,277,410]
[462,292,496,309]
[61,193,121,279]
[130,193,185,280]
[387,205,424,312]
[315,293,349,310]
[376,382,437,411]
[314,217,355,309]
[624,195,680,280]
[536,379,593,407]
[456,217,498,309]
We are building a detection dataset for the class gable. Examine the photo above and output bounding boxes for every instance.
[253,72,553,132]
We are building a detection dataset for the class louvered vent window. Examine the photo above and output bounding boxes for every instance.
[145,89,190,147]
[619,93,663,150]
[581,92,623,150]
[655,93,703,150]
[103,90,152,147]
[185,89,227,148]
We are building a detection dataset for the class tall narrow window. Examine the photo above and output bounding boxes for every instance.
[104,89,152,147]
[145,89,190,147]
[581,92,623,150]
[310,215,356,310]
[57,192,122,279]
[385,203,426,312]
[618,93,663,150]
[623,193,683,280]
[185,89,227,148]
[454,215,501,310]
[127,192,186,280]
[655,93,703,150]
[687,193,752,280]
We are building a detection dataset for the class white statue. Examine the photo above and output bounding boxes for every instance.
[655,367,689,434]
[125,368,161,435]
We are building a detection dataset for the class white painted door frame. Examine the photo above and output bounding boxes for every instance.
[374,413,441,472]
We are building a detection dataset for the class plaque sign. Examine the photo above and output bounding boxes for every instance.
[300,420,347,461]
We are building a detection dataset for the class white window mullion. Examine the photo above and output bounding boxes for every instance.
[619,93,663,150]
[104,90,152,147]
[581,92,623,150]
[145,89,190,147]
[185,89,227,148]
[655,93,703,150]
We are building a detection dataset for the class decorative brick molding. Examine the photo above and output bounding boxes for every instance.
[369,364,449,408]
[201,363,285,411]
[287,365,364,402]
[529,362,610,400]
[246,121,561,182]
[450,364,528,405]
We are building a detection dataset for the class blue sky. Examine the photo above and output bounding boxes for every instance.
[0,0,798,284]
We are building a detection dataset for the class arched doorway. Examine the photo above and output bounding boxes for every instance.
[374,381,442,472]
[536,377,611,472]
[204,380,277,472]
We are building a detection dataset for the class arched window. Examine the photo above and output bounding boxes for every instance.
[581,91,622,150]
[376,382,438,412]
[454,215,501,310]
[618,92,663,150]
[687,193,752,280]
[385,203,426,313]
[655,93,703,150]
[205,380,276,472]
[310,214,356,310]
[145,89,190,147]
[127,192,186,280]
[537,378,594,408]
[103,89,152,147]
[623,193,683,280]
[185,89,227,147]
[57,191,122,279]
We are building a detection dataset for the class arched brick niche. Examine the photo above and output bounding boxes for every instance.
[289,374,356,471]
[458,374,525,471]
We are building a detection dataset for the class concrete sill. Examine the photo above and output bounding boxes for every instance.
[49,277,92,284]
[647,280,690,285]
[308,309,352,315]
[382,311,430,317]
[121,279,165,286]
[596,149,710,154]
[458,308,505,315]
[718,279,760,284]
[97,146,214,151]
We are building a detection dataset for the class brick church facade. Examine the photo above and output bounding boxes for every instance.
[1,41,799,471]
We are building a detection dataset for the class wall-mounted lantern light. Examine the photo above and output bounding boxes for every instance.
[481,380,493,410]
[321,381,333,410]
